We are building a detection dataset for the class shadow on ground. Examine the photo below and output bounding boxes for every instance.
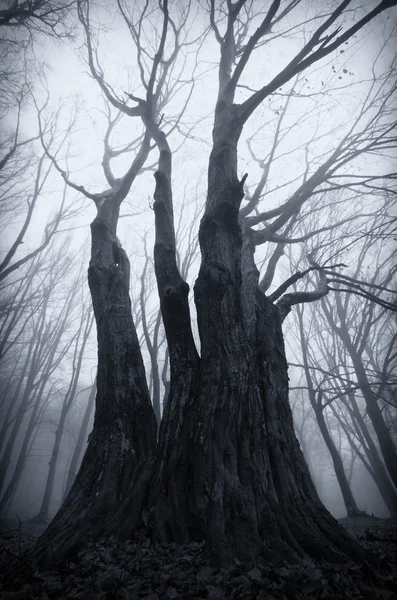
[1,517,396,599]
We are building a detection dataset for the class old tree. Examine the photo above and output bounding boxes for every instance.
[34,0,396,565]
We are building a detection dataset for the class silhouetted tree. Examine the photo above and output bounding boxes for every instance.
[32,0,397,566]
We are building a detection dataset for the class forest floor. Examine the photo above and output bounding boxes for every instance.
[0,516,396,599]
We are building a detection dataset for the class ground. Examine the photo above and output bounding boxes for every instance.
[0,517,396,599]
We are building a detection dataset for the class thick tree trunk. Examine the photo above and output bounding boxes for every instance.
[147,123,358,563]
[31,202,157,564]
[28,94,361,570]
[146,134,201,542]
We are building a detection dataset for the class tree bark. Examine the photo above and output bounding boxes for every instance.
[62,382,96,502]
[146,108,358,563]
[24,0,394,565]
[31,198,157,564]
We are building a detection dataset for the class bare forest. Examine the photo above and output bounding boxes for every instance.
[0,1,396,598]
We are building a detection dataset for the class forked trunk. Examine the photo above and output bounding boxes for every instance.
[30,115,360,569]
[148,131,358,563]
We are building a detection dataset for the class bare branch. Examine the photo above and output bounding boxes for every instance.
[238,1,395,125]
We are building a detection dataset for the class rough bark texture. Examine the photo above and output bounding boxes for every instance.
[31,200,157,564]
[63,382,96,502]
[146,119,359,563]
[147,134,201,542]
[26,113,363,573]
[25,0,390,564]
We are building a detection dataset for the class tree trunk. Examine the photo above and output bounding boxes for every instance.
[147,121,358,563]
[346,394,397,516]
[351,355,397,489]
[0,378,45,517]
[28,87,361,569]
[315,407,363,518]
[31,200,157,563]
[62,382,96,502]
[34,415,66,523]
[0,322,40,491]
[296,298,367,518]
[330,307,397,490]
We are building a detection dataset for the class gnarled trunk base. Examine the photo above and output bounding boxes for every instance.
[148,288,360,564]
[29,219,157,565]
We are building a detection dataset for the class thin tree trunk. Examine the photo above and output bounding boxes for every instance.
[315,406,364,517]
[345,395,397,515]
[34,311,94,522]
[296,305,365,517]
[349,349,397,489]
[0,308,47,493]
[62,382,96,501]
[33,415,67,523]
[0,378,46,517]
[327,296,397,490]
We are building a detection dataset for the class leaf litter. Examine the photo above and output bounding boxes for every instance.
[1,517,396,599]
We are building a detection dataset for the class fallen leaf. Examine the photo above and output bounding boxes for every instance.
[196,566,214,582]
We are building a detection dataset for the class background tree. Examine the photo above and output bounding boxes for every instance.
[295,301,367,518]
[0,245,83,517]
[62,380,96,502]
[33,281,94,524]
[285,198,397,516]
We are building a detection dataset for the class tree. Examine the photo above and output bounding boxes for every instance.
[285,192,397,516]
[295,302,367,518]
[32,0,397,567]
[0,0,74,43]
[0,246,83,517]
[321,269,397,490]
[293,297,397,516]
[62,380,96,502]
[33,284,94,523]
[0,0,81,289]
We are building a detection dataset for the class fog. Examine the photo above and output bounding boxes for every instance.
[1,0,396,533]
